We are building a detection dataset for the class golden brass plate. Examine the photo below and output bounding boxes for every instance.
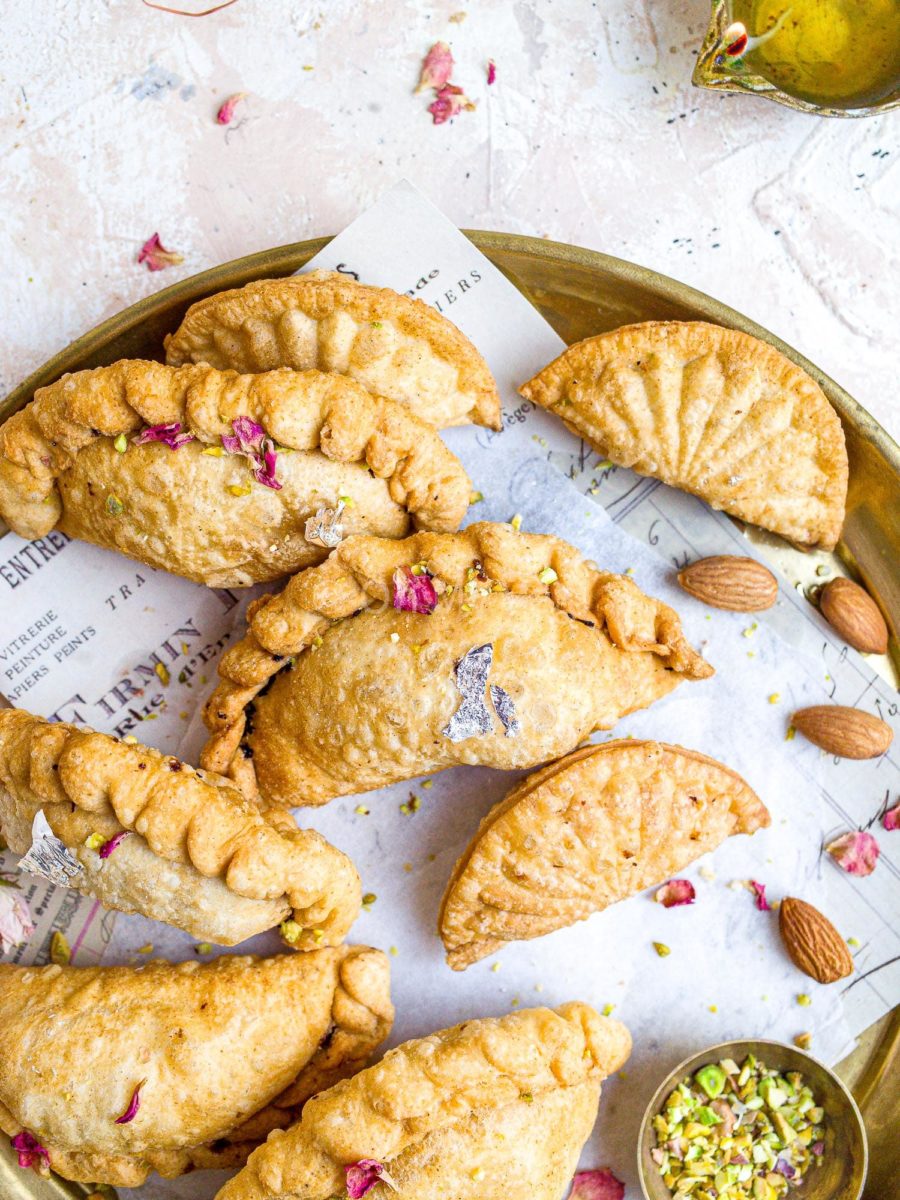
[1,232,897,1200]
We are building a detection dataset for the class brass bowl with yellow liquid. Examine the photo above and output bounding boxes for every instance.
[694,0,900,117]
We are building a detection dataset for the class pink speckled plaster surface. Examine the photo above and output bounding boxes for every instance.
[1,2,897,433]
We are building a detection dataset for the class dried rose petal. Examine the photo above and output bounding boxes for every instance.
[11,1131,49,1172]
[416,41,454,93]
[216,91,247,124]
[0,889,35,954]
[345,1159,399,1197]
[568,1168,625,1200]
[133,422,195,450]
[774,1157,797,1179]
[811,1140,825,1156]
[750,880,770,911]
[115,1081,145,1124]
[428,83,476,125]
[487,58,497,85]
[883,802,900,832]
[826,831,879,876]
[138,233,184,272]
[221,417,281,490]
[654,879,696,908]
[393,566,438,615]
[99,831,131,859]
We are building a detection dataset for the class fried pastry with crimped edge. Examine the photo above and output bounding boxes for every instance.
[0,359,473,586]
[215,1003,631,1200]
[200,522,712,807]
[439,739,771,969]
[519,321,847,550]
[0,707,360,949]
[0,947,393,1187]
[164,269,501,429]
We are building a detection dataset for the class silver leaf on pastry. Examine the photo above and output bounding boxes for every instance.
[442,643,495,742]
[489,684,521,738]
[304,499,346,549]
[17,811,83,888]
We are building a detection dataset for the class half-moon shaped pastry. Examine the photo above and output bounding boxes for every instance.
[164,269,502,429]
[520,321,848,550]
[0,947,393,1187]
[215,1003,631,1200]
[0,707,360,949]
[0,359,472,586]
[201,522,712,807]
[439,739,771,969]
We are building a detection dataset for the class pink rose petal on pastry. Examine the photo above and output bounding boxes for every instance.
[393,567,438,615]
[346,1159,399,1197]
[826,831,879,876]
[11,1131,49,1172]
[99,831,131,859]
[133,422,195,449]
[115,1081,145,1124]
[487,58,497,85]
[882,802,900,832]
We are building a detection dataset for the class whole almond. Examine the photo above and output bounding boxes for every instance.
[791,705,893,759]
[779,897,853,984]
[677,556,778,612]
[820,577,889,655]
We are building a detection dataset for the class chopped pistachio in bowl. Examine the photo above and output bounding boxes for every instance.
[637,1040,867,1200]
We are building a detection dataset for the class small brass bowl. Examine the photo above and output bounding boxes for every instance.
[637,1039,867,1200]
[693,0,900,118]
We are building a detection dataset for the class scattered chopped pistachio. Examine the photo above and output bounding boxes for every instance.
[742,623,758,637]
[202,445,225,457]
[794,1033,812,1049]
[491,961,501,972]
[510,997,519,1007]
[510,513,522,531]
[195,943,213,955]
[362,893,377,908]
[338,494,354,508]
[403,862,412,873]
[155,662,170,686]
[422,779,433,789]
[50,930,71,965]
[538,566,558,584]
[279,920,302,944]
[370,320,383,328]
[227,484,252,497]
[461,603,471,613]
[785,727,796,741]
[602,1003,615,1017]
[354,805,370,815]
[123,735,138,744]
[653,941,671,957]
[106,495,125,516]
[847,937,860,948]
[796,994,811,1007]
[399,802,410,815]
[138,943,154,954]
[471,1167,485,1182]
[312,928,325,943]
[389,945,398,956]
[470,491,484,504]
[114,433,128,453]
[84,832,104,851]
[768,693,780,704]
[520,1091,534,1104]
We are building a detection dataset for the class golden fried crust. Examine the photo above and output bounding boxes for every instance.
[0,360,472,585]
[0,708,360,948]
[439,739,771,968]
[215,1004,631,1200]
[199,523,712,806]
[164,270,502,429]
[519,321,848,550]
[0,948,393,1187]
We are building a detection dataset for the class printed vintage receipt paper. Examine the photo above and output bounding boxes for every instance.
[1,183,897,1200]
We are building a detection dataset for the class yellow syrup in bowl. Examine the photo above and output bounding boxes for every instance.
[738,0,900,107]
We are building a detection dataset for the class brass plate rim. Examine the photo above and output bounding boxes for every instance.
[1,230,896,1200]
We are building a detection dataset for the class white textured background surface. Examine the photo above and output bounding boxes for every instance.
[1,0,898,440]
